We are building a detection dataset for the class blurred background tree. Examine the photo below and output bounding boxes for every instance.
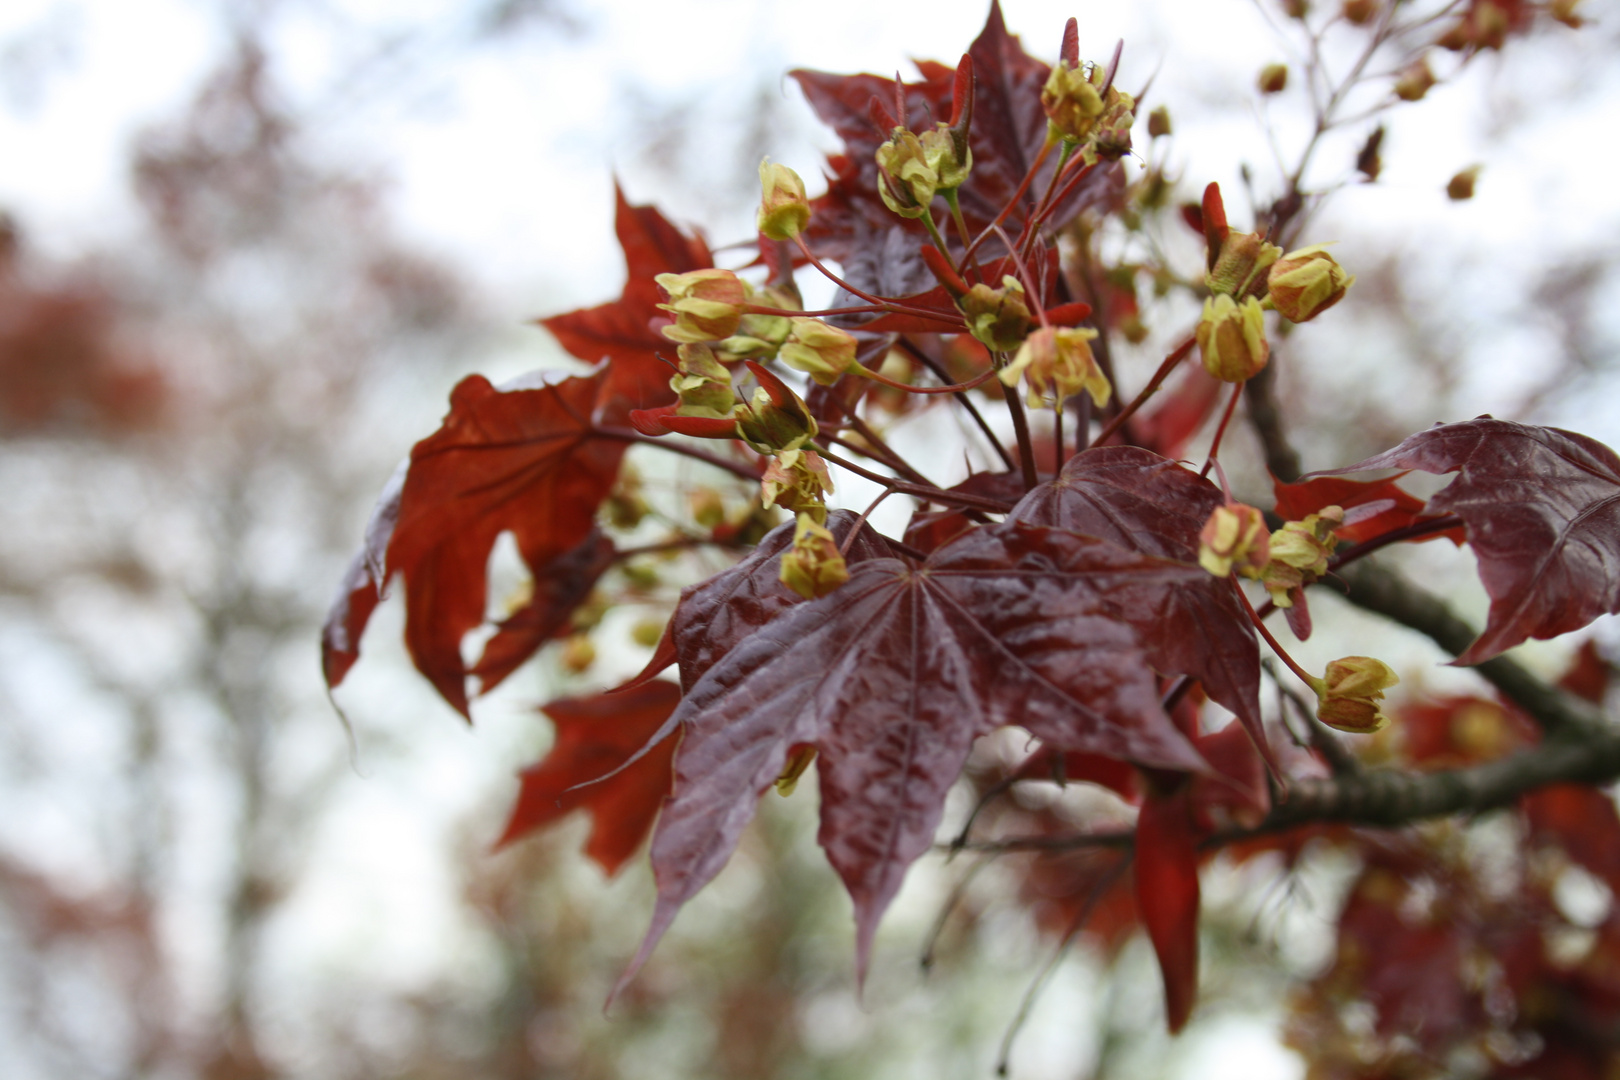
[0,1,1616,1078]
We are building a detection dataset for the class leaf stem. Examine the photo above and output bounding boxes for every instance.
[1091,335,1197,447]
[592,427,763,482]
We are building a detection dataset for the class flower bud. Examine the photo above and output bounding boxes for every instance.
[735,361,817,454]
[774,744,818,797]
[1198,503,1271,578]
[670,343,737,416]
[757,158,811,241]
[960,276,1032,353]
[999,326,1110,409]
[1258,64,1289,94]
[716,284,797,362]
[1147,105,1172,138]
[1041,61,1105,144]
[1207,231,1282,299]
[760,449,834,523]
[1196,294,1269,383]
[656,269,747,343]
[780,512,849,600]
[1260,506,1343,606]
[1266,244,1354,323]
[1342,0,1378,25]
[560,633,596,674]
[690,487,726,529]
[1308,656,1399,734]
[1447,165,1482,201]
[919,122,972,192]
[1393,57,1436,102]
[779,317,858,386]
[875,129,939,219]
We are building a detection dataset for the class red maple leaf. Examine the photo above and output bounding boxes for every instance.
[1273,472,1463,545]
[616,522,1209,992]
[1334,418,1620,664]
[323,368,627,717]
[497,680,681,877]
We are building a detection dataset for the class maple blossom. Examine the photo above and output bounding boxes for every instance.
[323,1,1619,1070]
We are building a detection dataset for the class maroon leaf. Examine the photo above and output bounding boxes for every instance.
[633,510,896,693]
[1273,472,1463,545]
[540,187,709,410]
[1010,446,1267,765]
[1135,783,1201,1033]
[377,369,627,717]
[617,522,1206,992]
[1333,418,1620,665]
[497,679,681,877]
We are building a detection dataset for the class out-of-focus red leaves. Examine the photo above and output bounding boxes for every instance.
[1135,783,1201,1033]
[1332,419,1620,665]
[497,680,682,876]
[323,369,626,717]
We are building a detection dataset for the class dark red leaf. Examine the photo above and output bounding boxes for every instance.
[1273,472,1463,545]
[1523,784,1620,894]
[1558,639,1611,703]
[655,510,895,693]
[1332,418,1620,665]
[381,369,626,716]
[540,187,708,410]
[617,522,1207,992]
[497,680,681,876]
[1135,784,1201,1033]
[470,531,617,692]
[903,509,976,555]
[792,1,1117,274]
[1010,446,1268,766]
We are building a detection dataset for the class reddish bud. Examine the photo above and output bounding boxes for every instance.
[656,269,746,343]
[1258,63,1289,94]
[1266,244,1354,323]
[1196,295,1269,383]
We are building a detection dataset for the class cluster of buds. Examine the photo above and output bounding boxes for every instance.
[1307,656,1400,733]
[714,283,799,363]
[875,122,973,219]
[734,362,818,455]
[1195,183,1354,383]
[1260,507,1343,607]
[760,448,834,524]
[871,57,974,222]
[780,512,849,600]
[1197,502,1344,609]
[999,326,1110,409]
[1040,49,1135,163]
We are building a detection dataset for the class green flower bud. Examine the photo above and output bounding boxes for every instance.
[1307,656,1399,734]
[1196,294,1270,383]
[656,269,747,343]
[918,122,972,192]
[1198,503,1270,578]
[757,158,811,241]
[779,318,858,386]
[670,343,737,416]
[779,511,849,600]
[1041,61,1105,144]
[1266,244,1354,323]
[960,276,1032,353]
[1207,231,1282,299]
[875,129,939,219]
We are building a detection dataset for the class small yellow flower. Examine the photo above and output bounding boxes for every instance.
[757,158,811,242]
[960,276,1032,353]
[779,318,858,386]
[779,512,849,600]
[656,269,747,343]
[999,326,1110,409]
[1308,656,1399,734]
[1198,503,1270,579]
[1267,245,1354,323]
[760,449,834,523]
[1196,294,1269,383]
[875,129,939,219]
